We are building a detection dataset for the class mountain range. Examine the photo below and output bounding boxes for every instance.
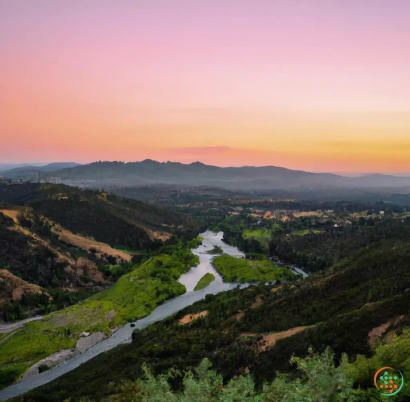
[0,163,81,180]
[31,160,410,192]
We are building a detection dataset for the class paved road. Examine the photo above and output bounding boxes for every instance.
[0,316,43,334]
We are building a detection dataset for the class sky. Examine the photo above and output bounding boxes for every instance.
[1,0,409,173]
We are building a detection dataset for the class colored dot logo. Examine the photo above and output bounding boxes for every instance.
[374,367,404,396]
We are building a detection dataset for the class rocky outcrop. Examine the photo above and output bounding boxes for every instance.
[0,269,44,304]
[18,349,78,382]
[76,331,107,353]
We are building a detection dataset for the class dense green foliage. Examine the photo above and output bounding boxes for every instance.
[187,237,203,249]
[206,246,223,254]
[193,273,215,291]
[242,228,272,248]
[213,216,266,254]
[45,352,353,401]
[213,255,297,283]
[210,205,410,276]
[270,217,410,273]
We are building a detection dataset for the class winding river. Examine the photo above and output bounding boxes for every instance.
[0,231,247,401]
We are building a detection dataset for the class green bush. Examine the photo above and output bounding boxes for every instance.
[194,273,215,291]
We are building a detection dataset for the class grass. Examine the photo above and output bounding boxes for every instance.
[112,244,141,254]
[206,246,223,254]
[212,255,297,283]
[242,228,272,248]
[0,364,30,389]
[0,247,198,390]
[193,273,215,291]
[291,229,323,236]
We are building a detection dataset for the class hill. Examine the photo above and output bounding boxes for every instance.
[0,183,199,321]
[0,183,199,246]
[0,209,114,322]
[36,160,410,191]
[0,163,81,180]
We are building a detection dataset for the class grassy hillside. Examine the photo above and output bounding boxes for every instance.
[0,245,198,389]
[213,255,297,283]
[15,221,410,401]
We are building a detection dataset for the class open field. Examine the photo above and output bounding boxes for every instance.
[213,255,297,283]
[242,228,272,248]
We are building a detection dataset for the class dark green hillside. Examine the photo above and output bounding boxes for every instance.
[0,183,200,250]
[0,213,70,287]
[269,216,410,273]
[16,234,410,401]
[0,211,104,321]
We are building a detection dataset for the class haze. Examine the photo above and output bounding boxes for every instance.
[1,0,410,173]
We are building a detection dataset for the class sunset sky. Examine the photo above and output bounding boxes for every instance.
[1,0,409,173]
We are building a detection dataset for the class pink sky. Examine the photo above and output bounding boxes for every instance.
[1,0,410,172]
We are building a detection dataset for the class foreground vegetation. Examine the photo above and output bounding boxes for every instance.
[45,350,355,401]
[213,255,297,283]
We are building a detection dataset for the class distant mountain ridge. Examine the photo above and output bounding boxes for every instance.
[37,160,410,191]
[0,163,81,180]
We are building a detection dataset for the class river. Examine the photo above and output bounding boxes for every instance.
[0,231,246,401]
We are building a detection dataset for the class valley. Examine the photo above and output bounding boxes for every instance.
[0,230,293,400]
[1,182,410,401]
[3,2,409,399]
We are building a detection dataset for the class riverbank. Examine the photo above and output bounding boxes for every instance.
[0,245,197,393]
[0,231,247,401]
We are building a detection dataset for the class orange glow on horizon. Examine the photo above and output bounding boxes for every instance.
[1,1,410,173]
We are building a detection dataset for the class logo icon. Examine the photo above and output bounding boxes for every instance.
[374,367,404,396]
